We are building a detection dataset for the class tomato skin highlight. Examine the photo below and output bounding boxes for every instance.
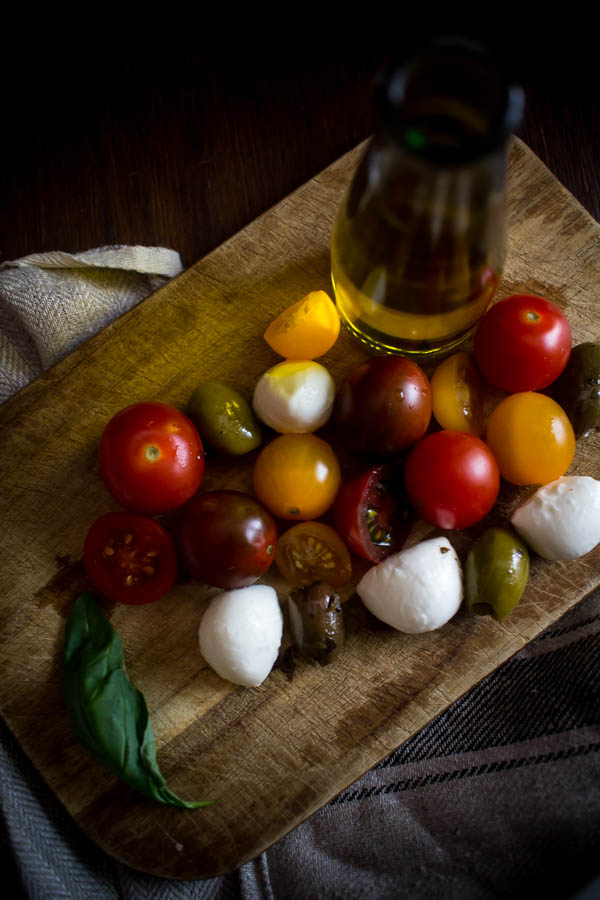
[405,431,500,530]
[474,294,572,393]
[83,512,177,605]
[332,465,412,562]
[486,392,576,485]
[99,402,204,515]
[333,356,432,459]
[178,490,277,589]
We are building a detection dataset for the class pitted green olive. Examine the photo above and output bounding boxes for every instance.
[187,382,261,456]
[465,527,529,621]
[553,342,600,438]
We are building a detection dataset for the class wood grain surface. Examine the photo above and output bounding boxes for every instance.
[2,53,599,267]
[1,138,599,880]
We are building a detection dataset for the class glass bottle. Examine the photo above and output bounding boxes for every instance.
[331,39,524,357]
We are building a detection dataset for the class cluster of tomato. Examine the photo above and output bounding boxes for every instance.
[83,289,577,608]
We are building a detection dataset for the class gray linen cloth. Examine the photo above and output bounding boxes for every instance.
[1,249,599,899]
[0,246,183,402]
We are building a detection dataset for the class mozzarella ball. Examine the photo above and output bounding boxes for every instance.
[511,475,600,560]
[198,585,283,686]
[357,537,463,633]
[252,360,335,433]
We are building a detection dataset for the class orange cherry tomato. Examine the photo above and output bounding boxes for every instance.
[430,351,484,436]
[263,290,340,359]
[253,434,341,520]
[275,521,352,587]
[486,392,576,485]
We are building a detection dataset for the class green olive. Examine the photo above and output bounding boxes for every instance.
[465,527,529,622]
[187,382,261,456]
[553,342,600,438]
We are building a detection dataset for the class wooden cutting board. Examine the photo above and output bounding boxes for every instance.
[1,138,599,880]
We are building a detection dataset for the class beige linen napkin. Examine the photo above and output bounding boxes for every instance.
[0,245,183,403]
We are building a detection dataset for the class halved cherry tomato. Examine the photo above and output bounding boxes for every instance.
[405,431,500,530]
[474,294,572,393]
[333,356,432,459]
[275,521,351,587]
[263,290,340,359]
[178,490,277,589]
[430,351,484,436]
[99,402,204,515]
[83,512,177,605]
[332,465,413,562]
[253,434,341,520]
[486,392,575,485]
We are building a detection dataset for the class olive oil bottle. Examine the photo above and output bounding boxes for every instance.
[331,39,524,357]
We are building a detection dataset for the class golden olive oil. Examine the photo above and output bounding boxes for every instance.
[330,149,504,357]
[330,41,523,357]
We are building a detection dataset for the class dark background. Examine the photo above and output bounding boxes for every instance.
[2,33,599,267]
[1,32,599,897]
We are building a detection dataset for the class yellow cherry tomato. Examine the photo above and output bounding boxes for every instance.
[430,351,484,436]
[263,290,341,359]
[253,434,341,520]
[486,392,576,485]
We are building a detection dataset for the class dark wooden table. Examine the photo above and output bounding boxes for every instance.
[2,47,599,267]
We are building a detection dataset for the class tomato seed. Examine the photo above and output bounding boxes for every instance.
[123,574,135,587]
[142,566,155,576]
[103,545,115,556]
[123,532,134,545]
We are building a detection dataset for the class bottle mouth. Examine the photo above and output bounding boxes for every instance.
[376,37,525,164]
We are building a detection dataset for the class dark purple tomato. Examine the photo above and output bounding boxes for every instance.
[332,464,413,562]
[178,490,277,589]
[333,357,432,459]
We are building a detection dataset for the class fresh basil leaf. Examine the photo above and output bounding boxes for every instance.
[63,592,211,809]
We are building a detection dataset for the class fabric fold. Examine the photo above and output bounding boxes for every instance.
[0,245,183,403]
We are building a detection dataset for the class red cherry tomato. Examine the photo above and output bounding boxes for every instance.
[83,512,177,605]
[474,294,572,392]
[99,402,204,515]
[178,490,277,589]
[332,465,413,562]
[405,431,500,530]
[333,356,432,459]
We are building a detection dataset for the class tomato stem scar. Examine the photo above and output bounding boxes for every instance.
[145,445,161,462]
